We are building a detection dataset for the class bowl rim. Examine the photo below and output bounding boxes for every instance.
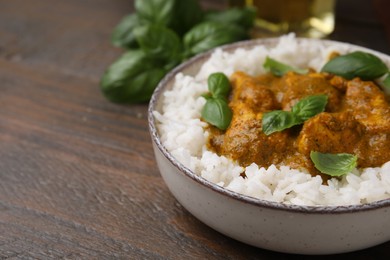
[148,37,390,214]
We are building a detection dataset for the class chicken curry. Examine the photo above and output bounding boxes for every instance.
[207,69,390,179]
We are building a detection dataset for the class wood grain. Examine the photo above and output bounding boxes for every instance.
[0,0,389,259]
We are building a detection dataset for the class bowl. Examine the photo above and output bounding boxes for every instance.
[148,37,390,255]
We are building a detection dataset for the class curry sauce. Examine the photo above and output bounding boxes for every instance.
[207,71,390,178]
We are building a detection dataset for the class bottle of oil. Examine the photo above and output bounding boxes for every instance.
[229,0,335,38]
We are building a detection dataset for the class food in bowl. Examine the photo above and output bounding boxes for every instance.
[149,35,390,254]
[153,34,390,207]
[207,69,389,177]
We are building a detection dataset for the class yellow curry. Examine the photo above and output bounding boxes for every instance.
[207,70,390,179]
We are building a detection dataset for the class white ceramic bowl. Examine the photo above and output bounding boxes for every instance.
[148,38,390,255]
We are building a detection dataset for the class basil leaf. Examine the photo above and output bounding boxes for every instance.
[292,95,328,121]
[204,6,256,29]
[111,14,146,49]
[100,50,166,103]
[183,21,248,58]
[321,51,389,80]
[201,98,232,130]
[135,0,175,27]
[262,95,328,135]
[170,0,204,36]
[262,111,297,135]
[263,56,309,77]
[208,72,231,98]
[134,24,182,62]
[201,93,212,100]
[381,73,390,95]
[310,151,358,177]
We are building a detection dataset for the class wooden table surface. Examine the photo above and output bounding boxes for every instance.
[1,0,389,259]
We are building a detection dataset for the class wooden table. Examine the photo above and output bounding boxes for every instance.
[1,0,389,258]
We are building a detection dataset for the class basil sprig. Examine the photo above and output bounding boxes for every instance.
[262,95,328,135]
[111,14,146,49]
[204,7,256,30]
[101,0,255,104]
[201,73,233,130]
[100,50,167,103]
[183,22,247,59]
[263,56,309,77]
[310,151,358,177]
[321,51,389,80]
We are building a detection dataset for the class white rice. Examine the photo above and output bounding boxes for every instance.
[154,34,390,206]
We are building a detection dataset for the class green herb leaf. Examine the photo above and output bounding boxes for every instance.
[201,98,232,130]
[321,51,389,80]
[183,21,248,58]
[263,56,309,77]
[208,72,231,98]
[310,151,358,177]
[102,2,256,104]
[292,95,328,121]
[135,0,203,37]
[133,24,182,62]
[201,93,212,100]
[201,73,232,130]
[111,14,146,49]
[262,95,328,135]
[100,50,166,103]
[381,73,390,95]
[170,0,204,36]
[262,110,297,135]
[204,6,256,29]
[135,0,176,28]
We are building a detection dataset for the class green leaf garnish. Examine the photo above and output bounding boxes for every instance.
[262,111,297,135]
[262,95,328,135]
[263,56,309,77]
[201,73,233,130]
[208,72,231,98]
[201,98,232,130]
[201,93,212,100]
[321,51,388,80]
[292,95,328,121]
[381,73,390,95]
[310,151,358,177]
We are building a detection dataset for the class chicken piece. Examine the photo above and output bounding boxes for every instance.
[212,72,291,167]
[297,112,365,156]
[207,69,390,176]
[277,72,342,112]
[356,132,390,167]
[343,78,390,133]
[220,111,291,167]
[341,78,390,167]
[329,75,348,92]
[230,71,279,112]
